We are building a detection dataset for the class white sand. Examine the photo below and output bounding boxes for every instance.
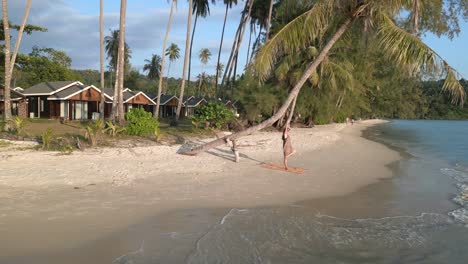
[0,119,401,260]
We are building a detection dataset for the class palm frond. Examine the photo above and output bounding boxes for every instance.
[253,0,335,82]
[376,12,465,105]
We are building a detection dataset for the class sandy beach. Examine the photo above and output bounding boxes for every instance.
[0,120,401,263]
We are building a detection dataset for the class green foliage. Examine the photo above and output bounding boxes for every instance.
[104,121,126,137]
[125,108,160,136]
[193,102,235,129]
[8,116,27,136]
[41,128,53,150]
[16,47,82,87]
[84,118,105,147]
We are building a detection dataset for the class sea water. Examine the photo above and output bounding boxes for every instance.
[116,120,468,264]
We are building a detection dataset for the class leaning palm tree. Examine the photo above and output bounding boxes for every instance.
[175,0,194,122]
[185,0,466,155]
[2,0,32,125]
[188,0,216,90]
[155,0,177,118]
[215,0,238,92]
[143,54,162,81]
[99,0,105,121]
[165,43,181,92]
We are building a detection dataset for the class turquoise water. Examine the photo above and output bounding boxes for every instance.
[115,120,468,264]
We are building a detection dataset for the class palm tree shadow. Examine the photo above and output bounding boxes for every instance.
[177,140,263,163]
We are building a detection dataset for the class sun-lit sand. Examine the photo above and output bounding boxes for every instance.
[0,119,401,262]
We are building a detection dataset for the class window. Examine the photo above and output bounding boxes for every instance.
[40,99,44,112]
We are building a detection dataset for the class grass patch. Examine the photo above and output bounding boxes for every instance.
[0,140,12,148]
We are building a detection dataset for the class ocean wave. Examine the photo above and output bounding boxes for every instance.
[186,208,457,264]
[441,166,468,226]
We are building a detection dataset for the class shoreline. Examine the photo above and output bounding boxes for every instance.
[0,119,402,262]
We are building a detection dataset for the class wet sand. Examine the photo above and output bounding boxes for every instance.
[0,120,401,263]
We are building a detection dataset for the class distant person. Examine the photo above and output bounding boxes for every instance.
[282,124,296,170]
[346,117,350,125]
[351,118,355,125]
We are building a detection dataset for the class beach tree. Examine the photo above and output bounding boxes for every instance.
[165,43,180,92]
[2,0,32,125]
[184,0,467,155]
[188,0,215,91]
[198,48,211,74]
[143,54,162,81]
[155,0,177,118]
[215,0,238,92]
[175,0,194,122]
[99,0,105,120]
[112,0,127,125]
[104,29,131,80]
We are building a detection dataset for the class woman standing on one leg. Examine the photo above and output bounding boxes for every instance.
[282,124,296,170]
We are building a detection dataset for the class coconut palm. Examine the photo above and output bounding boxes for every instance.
[188,0,216,89]
[165,43,181,92]
[199,48,211,71]
[99,0,105,120]
[198,48,212,94]
[104,29,131,74]
[115,0,127,125]
[215,0,238,92]
[155,0,177,118]
[186,0,466,155]
[175,0,194,122]
[143,54,162,81]
[2,0,32,124]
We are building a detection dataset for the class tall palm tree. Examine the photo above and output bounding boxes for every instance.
[2,0,32,125]
[198,48,211,92]
[104,29,131,83]
[198,48,211,72]
[188,0,215,90]
[115,0,127,125]
[265,0,274,41]
[165,43,181,92]
[175,0,194,122]
[215,0,238,92]
[186,0,466,155]
[143,54,162,80]
[155,0,177,118]
[99,0,105,121]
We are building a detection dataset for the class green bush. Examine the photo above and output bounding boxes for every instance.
[41,128,53,150]
[84,118,105,147]
[193,102,235,129]
[125,108,159,136]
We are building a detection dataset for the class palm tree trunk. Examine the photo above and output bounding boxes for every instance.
[184,17,354,155]
[188,14,199,94]
[265,0,274,42]
[155,0,176,118]
[99,0,106,121]
[111,62,120,122]
[117,0,127,125]
[285,96,297,126]
[246,26,252,68]
[250,24,263,62]
[222,0,254,87]
[165,61,171,94]
[2,0,32,124]
[412,0,419,35]
[215,4,229,94]
[175,0,193,122]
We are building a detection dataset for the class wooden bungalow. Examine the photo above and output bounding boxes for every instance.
[157,94,179,118]
[0,85,28,118]
[183,97,207,117]
[23,81,113,120]
[123,90,156,113]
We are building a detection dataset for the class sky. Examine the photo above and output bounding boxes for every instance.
[4,0,468,81]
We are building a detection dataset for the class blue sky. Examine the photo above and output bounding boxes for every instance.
[6,0,468,81]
